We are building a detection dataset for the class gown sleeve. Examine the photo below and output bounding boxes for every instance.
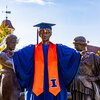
[13,45,35,89]
[57,44,81,88]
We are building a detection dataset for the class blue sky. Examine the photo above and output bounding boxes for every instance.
[0,0,100,49]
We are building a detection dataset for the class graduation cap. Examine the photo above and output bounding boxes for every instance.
[33,22,56,30]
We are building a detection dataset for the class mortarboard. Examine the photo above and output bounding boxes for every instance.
[33,22,56,30]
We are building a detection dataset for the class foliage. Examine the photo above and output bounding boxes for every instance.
[0,24,12,45]
[0,45,6,51]
[96,51,100,56]
[0,64,2,69]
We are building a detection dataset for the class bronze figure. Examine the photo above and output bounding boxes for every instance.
[0,34,21,100]
[70,36,100,100]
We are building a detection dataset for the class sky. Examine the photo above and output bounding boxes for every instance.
[0,0,100,49]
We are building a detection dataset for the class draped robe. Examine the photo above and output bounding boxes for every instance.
[13,44,80,100]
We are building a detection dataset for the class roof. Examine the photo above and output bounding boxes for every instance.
[87,45,100,53]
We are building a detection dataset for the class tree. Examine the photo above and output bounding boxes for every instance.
[0,24,12,51]
[96,51,100,56]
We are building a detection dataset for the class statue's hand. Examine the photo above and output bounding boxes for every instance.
[0,52,13,69]
[80,50,87,56]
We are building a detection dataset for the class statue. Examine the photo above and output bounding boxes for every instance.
[70,36,100,100]
[0,34,21,100]
[13,22,80,100]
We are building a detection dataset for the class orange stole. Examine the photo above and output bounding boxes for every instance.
[32,42,61,96]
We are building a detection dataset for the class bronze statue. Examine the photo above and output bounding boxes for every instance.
[70,36,100,100]
[0,34,21,100]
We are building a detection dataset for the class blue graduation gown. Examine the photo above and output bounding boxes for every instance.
[13,44,80,100]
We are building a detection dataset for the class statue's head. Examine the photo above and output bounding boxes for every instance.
[5,34,18,51]
[34,22,55,44]
[73,36,89,51]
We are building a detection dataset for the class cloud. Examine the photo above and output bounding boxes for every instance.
[16,0,54,5]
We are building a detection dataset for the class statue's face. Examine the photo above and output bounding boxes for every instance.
[39,29,52,42]
[7,38,17,51]
[74,43,86,51]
